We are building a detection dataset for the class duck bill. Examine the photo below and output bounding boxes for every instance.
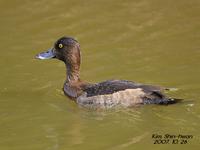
[35,48,56,60]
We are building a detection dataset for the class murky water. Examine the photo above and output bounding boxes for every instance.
[0,0,200,149]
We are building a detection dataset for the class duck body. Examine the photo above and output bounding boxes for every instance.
[36,36,180,108]
[63,79,177,108]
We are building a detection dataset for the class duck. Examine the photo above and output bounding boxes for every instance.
[35,36,181,108]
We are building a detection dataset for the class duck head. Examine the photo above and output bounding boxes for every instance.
[36,37,80,63]
[36,36,81,82]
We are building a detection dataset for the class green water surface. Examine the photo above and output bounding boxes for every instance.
[0,0,200,150]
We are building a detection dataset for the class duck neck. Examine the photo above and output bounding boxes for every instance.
[66,63,80,83]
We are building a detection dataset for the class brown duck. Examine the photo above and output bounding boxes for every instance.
[36,36,181,108]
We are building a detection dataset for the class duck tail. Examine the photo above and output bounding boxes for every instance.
[143,98,183,105]
[158,98,183,105]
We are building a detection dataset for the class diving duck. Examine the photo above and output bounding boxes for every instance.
[36,36,180,108]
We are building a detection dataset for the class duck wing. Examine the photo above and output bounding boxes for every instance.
[83,80,163,97]
[82,80,180,105]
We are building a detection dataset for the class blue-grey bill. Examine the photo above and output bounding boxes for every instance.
[35,48,55,59]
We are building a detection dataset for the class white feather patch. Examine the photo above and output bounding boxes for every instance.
[77,88,145,107]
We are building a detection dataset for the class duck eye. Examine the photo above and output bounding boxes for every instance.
[58,43,63,49]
